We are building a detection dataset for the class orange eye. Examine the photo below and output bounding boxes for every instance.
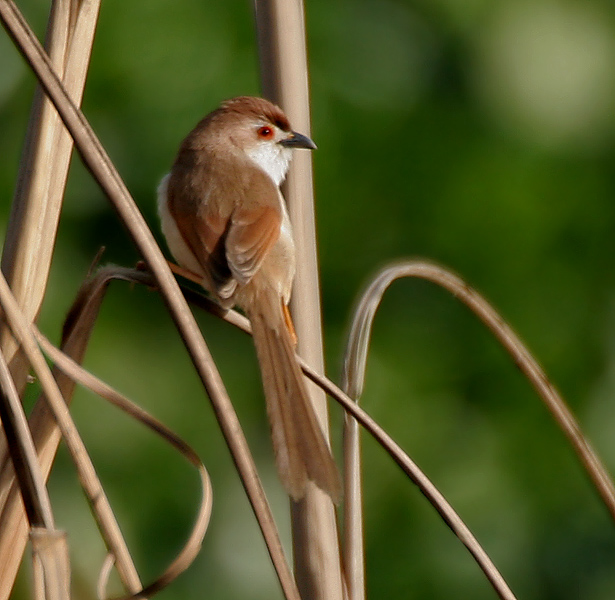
[258,126,274,139]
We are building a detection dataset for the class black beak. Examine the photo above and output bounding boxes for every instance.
[279,131,317,150]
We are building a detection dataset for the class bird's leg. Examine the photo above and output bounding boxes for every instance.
[282,302,298,347]
[166,261,204,286]
[134,259,203,286]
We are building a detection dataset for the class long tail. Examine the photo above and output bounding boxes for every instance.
[249,299,341,503]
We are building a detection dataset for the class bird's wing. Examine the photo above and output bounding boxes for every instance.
[225,202,281,285]
[168,163,282,302]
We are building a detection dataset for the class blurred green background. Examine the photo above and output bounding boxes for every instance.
[2,0,615,598]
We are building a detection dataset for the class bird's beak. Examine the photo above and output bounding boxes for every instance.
[279,131,317,150]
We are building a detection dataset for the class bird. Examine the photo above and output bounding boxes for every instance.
[157,96,341,503]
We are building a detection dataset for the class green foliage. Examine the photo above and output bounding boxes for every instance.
[2,0,615,598]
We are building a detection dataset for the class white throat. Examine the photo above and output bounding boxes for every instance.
[246,143,292,187]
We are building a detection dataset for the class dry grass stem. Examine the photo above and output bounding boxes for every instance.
[1,0,100,371]
[254,1,343,598]
[343,260,615,522]
[97,554,116,600]
[31,528,70,600]
[340,400,363,600]
[34,330,213,600]
[0,0,101,591]
[0,4,300,597]
[0,350,54,528]
[0,246,116,593]
[0,269,145,596]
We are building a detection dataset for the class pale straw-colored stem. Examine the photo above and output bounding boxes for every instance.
[342,260,615,523]
[254,1,343,599]
[0,268,144,596]
[0,0,101,593]
[31,528,70,600]
[340,401,364,600]
[34,330,213,600]
[0,0,100,414]
[0,349,54,529]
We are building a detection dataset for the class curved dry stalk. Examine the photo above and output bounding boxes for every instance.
[0,269,144,596]
[97,554,116,600]
[0,5,300,599]
[342,260,615,523]
[176,266,519,599]
[34,330,213,600]
[0,250,122,596]
[99,265,519,600]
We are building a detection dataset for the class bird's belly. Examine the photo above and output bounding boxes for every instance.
[157,174,205,277]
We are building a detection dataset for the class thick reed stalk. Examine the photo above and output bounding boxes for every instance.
[254,1,344,599]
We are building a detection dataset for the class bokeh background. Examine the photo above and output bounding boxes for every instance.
[2,0,615,598]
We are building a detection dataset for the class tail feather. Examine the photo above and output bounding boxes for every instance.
[250,306,341,503]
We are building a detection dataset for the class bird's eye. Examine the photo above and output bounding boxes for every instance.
[257,126,274,139]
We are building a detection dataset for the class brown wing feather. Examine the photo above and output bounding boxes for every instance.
[167,156,282,305]
[226,205,280,285]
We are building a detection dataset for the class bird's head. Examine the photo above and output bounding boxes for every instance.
[215,96,316,186]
